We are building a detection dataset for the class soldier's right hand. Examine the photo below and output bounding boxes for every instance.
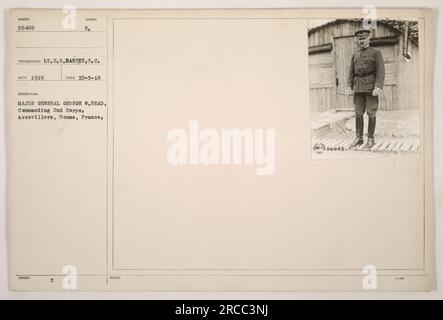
[345,87,354,96]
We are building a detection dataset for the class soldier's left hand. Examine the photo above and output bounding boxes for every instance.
[372,87,383,96]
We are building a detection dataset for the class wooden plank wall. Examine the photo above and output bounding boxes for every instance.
[309,88,335,112]
[309,51,334,112]
[378,45,396,111]
[397,36,419,110]
[309,20,419,112]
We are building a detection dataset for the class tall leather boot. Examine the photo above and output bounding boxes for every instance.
[364,116,376,150]
[350,115,364,148]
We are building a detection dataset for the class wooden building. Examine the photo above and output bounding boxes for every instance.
[308,19,419,113]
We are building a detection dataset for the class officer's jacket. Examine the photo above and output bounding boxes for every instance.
[347,46,385,94]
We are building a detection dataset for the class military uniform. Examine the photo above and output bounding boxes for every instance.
[347,29,385,149]
[348,46,385,95]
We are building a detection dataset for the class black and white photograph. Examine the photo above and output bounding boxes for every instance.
[308,19,421,159]
[1,4,440,299]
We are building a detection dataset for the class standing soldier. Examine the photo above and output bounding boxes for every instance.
[346,29,385,150]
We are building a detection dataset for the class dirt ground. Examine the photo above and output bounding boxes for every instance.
[312,110,420,139]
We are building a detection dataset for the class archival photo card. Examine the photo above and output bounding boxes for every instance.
[309,18,422,160]
[7,8,435,291]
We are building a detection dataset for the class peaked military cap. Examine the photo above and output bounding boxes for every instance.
[355,29,371,37]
